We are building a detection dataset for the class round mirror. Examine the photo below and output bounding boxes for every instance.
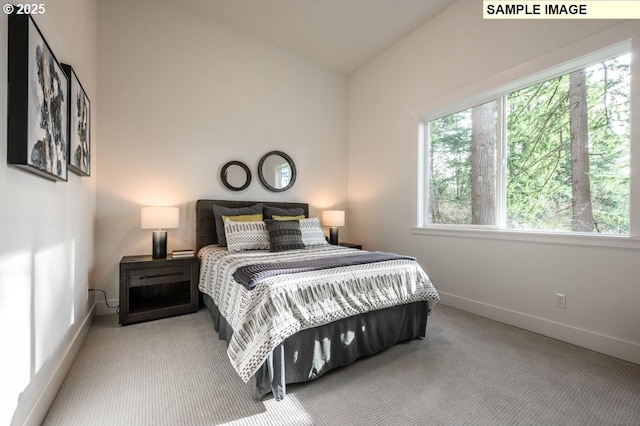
[257,151,296,192]
[220,161,251,191]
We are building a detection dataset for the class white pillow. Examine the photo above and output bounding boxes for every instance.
[300,217,329,247]
[224,219,270,252]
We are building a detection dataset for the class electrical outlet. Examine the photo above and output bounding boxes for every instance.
[555,293,566,308]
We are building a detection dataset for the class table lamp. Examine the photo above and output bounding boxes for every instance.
[141,206,179,258]
[322,210,345,245]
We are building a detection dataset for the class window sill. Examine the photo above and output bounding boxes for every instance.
[411,226,640,250]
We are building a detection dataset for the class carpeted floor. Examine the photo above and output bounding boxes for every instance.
[42,305,640,426]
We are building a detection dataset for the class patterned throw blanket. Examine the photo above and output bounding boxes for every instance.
[233,251,416,290]
[199,245,440,383]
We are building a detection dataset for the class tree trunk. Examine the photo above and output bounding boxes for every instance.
[569,69,595,232]
[471,102,496,225]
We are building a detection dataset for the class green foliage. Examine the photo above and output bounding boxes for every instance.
[429,109,472,224]
[507,75,572,230]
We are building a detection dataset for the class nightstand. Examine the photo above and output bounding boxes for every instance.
[119,254,199,325]
[339,242,363,250]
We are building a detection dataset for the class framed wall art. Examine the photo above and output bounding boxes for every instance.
[7,12,69,181]
[62,64,91,176]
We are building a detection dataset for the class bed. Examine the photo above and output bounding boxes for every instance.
[196,199,439,400]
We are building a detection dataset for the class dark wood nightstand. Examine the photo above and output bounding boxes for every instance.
[339,242,363,250]
[119,254,199,325]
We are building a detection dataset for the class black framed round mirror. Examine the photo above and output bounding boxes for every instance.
[257,151,296,192]
[220,160,251,191]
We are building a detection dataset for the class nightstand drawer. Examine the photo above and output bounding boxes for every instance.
[127,265,191,287]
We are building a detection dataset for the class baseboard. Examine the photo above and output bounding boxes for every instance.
[438,292,640,365]
[20,303,96,426]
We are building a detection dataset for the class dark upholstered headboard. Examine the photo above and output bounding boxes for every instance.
[195,199,309,252]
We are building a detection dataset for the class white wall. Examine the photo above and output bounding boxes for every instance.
[348,0,640,363]
[0,1,98,424]
[95,0,348,308]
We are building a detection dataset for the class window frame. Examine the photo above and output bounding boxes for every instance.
[415,39,640,248]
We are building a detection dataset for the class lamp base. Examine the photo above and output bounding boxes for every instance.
[329,227,339,245]
[152,230,167,259]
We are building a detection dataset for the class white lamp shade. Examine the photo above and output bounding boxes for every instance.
[322,210,345,227]
[141,207,179,229]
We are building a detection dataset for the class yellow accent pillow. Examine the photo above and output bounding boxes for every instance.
[272,214,306,220]
[222,213,264,222]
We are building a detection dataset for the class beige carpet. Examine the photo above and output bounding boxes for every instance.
[43,305,640,425]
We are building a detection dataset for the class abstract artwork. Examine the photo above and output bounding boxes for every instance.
[62,64,91,176]
[7,13,68,181]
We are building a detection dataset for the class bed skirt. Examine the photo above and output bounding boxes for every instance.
[202,292,429,400]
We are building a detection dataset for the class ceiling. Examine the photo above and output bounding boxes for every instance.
[164,0,458,74]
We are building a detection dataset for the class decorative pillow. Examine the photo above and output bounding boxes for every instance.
[222,213,263,222]
[272,214,306,220]
[299,217,329,247]
[264,219,305,252]
[224,219,270,252]
[212,203,263,246]
[264,206,305,219]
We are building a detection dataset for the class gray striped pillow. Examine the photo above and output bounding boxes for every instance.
[264,219,305,252]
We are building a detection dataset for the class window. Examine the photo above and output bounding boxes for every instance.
[427,100,498,226]
[276,164,292,188]
[420,51,631,235]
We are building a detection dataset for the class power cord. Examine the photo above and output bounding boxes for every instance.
[89,288,120,313]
